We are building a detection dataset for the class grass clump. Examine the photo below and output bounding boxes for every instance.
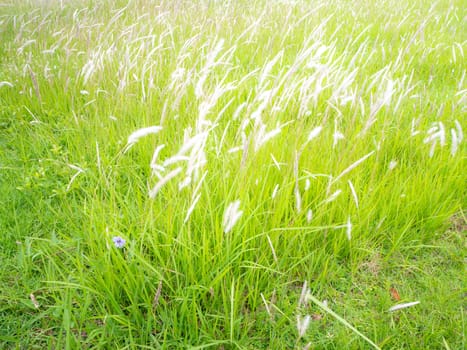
[0,0,465,348]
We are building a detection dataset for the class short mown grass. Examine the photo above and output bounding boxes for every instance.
[0,0,466,349]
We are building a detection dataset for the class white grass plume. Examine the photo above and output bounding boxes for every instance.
[332,151,375,184]
[304,178,311,191]
[306,126,323,143]
[323,189,342,204]
[266,235,278,263]
[348,180,359,209]
[333,130,345,147]
[0,81,13,88]
[298,281,310,308]
[306,209,313,223]
[271,184,280,199]
[346,216,352,241]
[388,301,420,312]
[424,122,447,157]
[127,126,163,145]
[150,145,166,175]
[411,118,421,136]
[388,160,398,170]
[223,200,243,233]
[195,38,226,99]
[184,193,201,223]
[260,293,272,319]
[255,126,282,151]
[450,119,463,156]
[183,171,208,223]
[149,167,182,199]
[296,315,311,338]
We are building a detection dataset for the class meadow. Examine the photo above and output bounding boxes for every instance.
[0,0,465,348]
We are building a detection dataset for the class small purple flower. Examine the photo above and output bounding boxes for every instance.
[112,236,126,248]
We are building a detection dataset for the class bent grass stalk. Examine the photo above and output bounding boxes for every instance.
[306,294,382,350]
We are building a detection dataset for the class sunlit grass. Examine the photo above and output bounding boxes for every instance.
[0,0,465,348]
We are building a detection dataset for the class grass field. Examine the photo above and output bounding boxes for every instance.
[0,0,466,348]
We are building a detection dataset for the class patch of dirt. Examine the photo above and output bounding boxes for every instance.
[449,211,466,233]
[359,252,382,277]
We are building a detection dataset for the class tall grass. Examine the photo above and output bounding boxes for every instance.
[0,0,465,348]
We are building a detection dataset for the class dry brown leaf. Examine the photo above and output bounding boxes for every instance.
[312,313,323,321]
[390,287,401,301]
